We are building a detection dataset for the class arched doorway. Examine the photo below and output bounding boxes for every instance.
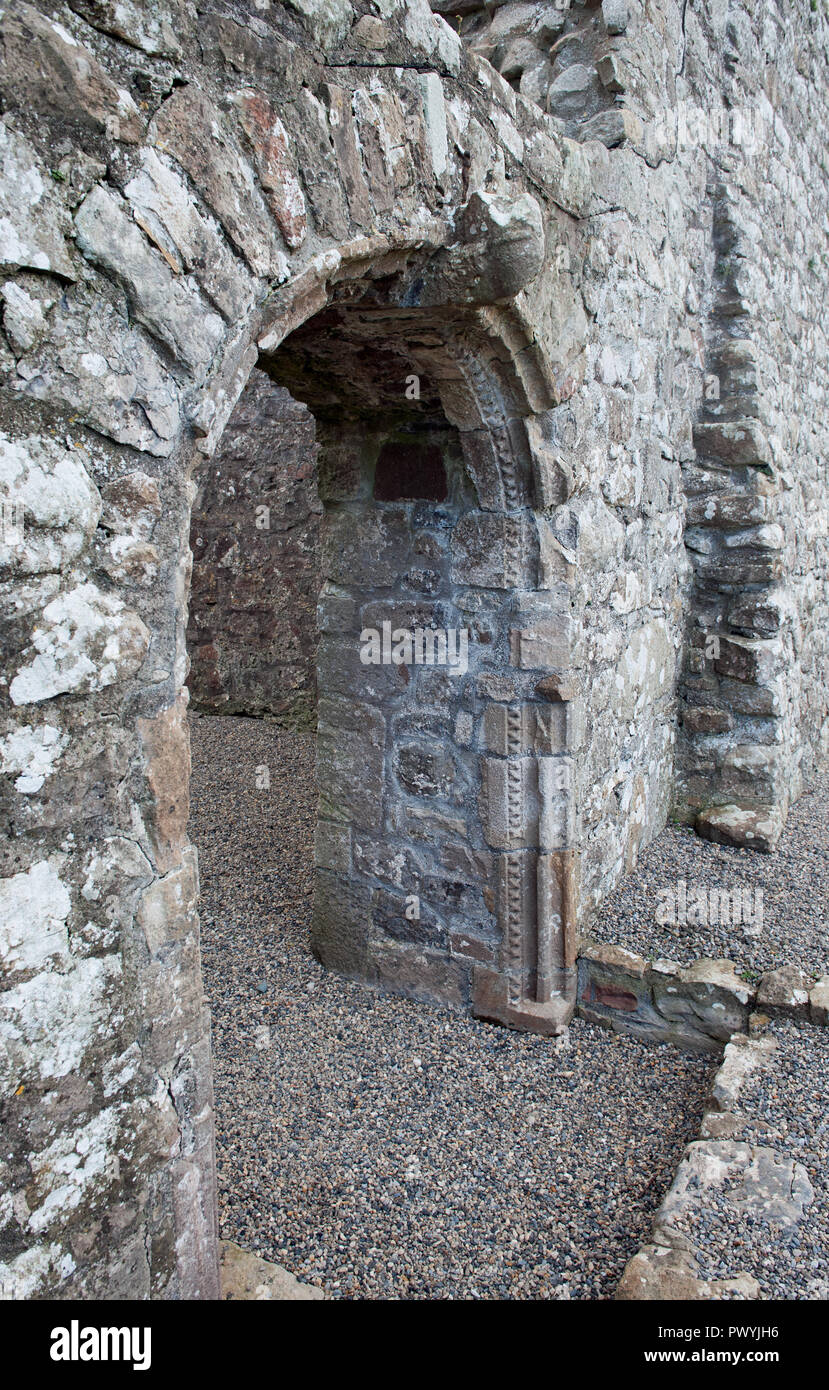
[202,248,581,1038]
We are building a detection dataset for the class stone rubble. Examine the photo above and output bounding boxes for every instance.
[619,1016,829,1300]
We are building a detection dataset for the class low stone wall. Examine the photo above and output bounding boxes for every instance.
[577,938,829,1052]
[617,1017,824,1300]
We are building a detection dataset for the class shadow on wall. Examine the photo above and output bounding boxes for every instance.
[186,368,322,729]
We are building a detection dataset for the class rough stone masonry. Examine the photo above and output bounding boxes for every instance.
[0,0,826,1298]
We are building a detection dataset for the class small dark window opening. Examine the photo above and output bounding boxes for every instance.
[373,441,448,501]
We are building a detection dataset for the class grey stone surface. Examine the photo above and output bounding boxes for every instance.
[219,1240,325,1300]
[0,0,826,1302]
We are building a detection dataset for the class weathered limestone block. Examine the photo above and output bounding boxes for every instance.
[150,87,279,278]
[0,122,76,279]
[706,1033,776,1115]
[1,278,52,356]
[98,470,162,586]
[602,0,630,34]
[524,414,575,509]
[547,64,601,123]
[232,90,308,250]
[713,635,784,686]
[0,857,71,974]
[617,1244,760,1301]
[0,1242,79,1300]
[291,88,350,240]
[693,420,772,471]
[612,620,675,721]
[756,966,813,1020]
[323,84,373,226]
[315,819,351,875]
[0,5,143,143]
[136,696,191,875]
[79,834,154,942]
[655,1140,814,1239]
[285,0,353,49]
[394,741,457,801]
[75,185,225,376]
[650,959,752,1044]
[810,979,829,1027]
[0,432,101,574]
[695,803,783,853]
[0,722,68,795]
[413,191,545,306]
[136,848,199,956]
[0,952,122,1092]
[352,88,396,215]
[219,1240,324,1300]
[67,0,186,58]
[7,583,150,706]
[14,297,182,456]
[100,472,161,540]
[123,150,257,323]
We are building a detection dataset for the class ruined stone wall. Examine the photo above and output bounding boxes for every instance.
[0,0,589,1299]
[187,368,320,726]
[675,0,829,841]
[0,0,826,1302]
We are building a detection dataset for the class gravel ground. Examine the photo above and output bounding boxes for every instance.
[590,769,829,978]
[677,1019,829,1300]
[189,712,715,1301]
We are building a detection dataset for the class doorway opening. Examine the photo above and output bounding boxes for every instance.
[185,277,714,1300]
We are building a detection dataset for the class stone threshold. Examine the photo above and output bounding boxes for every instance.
[218,1240,325,1300]
[615,1017,815,1300]
[577,937,829,1053]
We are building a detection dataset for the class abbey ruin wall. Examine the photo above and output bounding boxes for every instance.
[0,0,826,1301]
[187,369,320,725]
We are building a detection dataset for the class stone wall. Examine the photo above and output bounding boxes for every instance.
[675,0,829,844]
[187,368,320,726]
[0,0,587,1299]
[0,0,826,1301]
